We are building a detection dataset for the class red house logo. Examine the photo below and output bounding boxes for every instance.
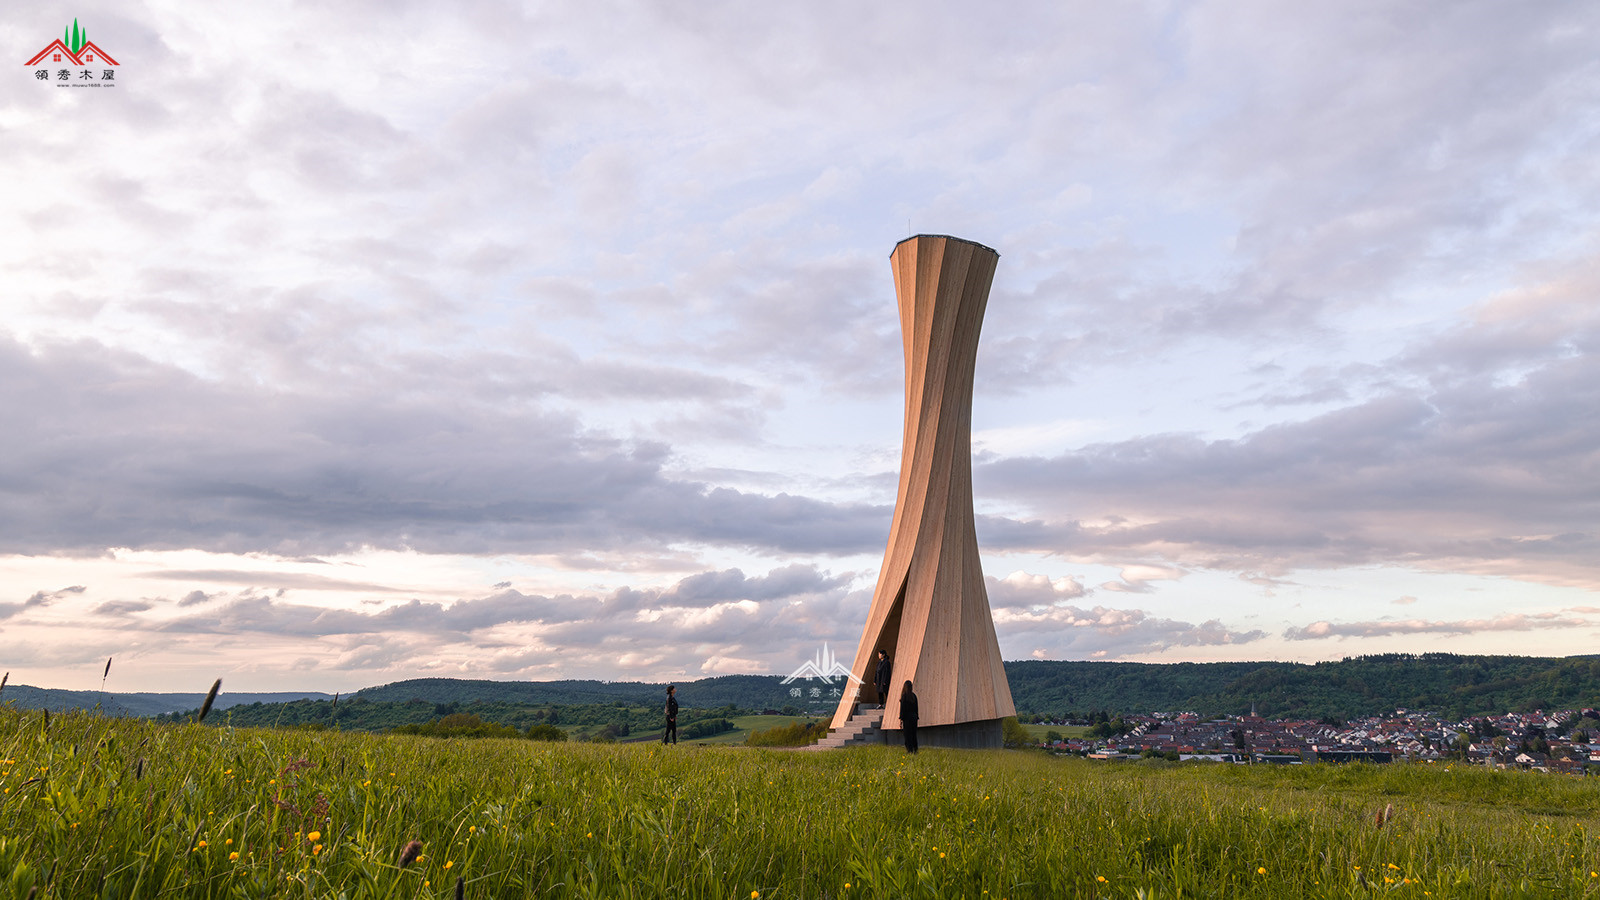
[25,18,119,80]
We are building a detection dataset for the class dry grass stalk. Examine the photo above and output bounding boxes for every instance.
[1374,803,1394,828]
[197,678,222,724]
[398,840,423,868]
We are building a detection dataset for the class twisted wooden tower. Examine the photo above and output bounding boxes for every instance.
[830,234,1015,748]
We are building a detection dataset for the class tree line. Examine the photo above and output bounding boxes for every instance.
[148,654,1600,731]
[1006,654,1600,720]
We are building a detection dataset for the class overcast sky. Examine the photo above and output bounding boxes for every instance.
[3,1,1597,694]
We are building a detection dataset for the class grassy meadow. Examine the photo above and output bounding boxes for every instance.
[612,715,823,746]
[4,707,1600,898]
[1020,723,1089,741]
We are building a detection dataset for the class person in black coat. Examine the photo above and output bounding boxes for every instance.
[663,685,678,745]
[873,649,893,704]
[899,680,918,754]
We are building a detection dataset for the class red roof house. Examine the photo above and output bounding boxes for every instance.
[25,39,80,67]
[74,41,118,66]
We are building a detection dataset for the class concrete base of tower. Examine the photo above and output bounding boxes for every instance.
[882,718,1004,750]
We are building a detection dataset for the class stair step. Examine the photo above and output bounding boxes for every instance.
[807,709,887,750]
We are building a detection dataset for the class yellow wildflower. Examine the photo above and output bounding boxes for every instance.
[307,831,321,841]
[229,852,240,861]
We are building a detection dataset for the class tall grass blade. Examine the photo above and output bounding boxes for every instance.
[197,678,221,723]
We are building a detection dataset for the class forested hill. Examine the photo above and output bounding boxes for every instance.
[1006,654,1600,719]
[361,655,1600,720]
[352,675,787,710]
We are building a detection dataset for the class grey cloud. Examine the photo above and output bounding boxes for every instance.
[245,85,409,193]
[178,590,213,607]
[973,515,1081,551]
[661,564,854,605]
[139,570,405,593]
[1237,573,1296,593]
[986,569,1262,657]
[0,585,87,620]
[0,335,884,557]
[975,326,1600,586]
[967,4,1600,392]
[94,599,154,617]
[1284,611,1593,641]
[160,591,576,638]
[1100,566,1186,595]
[690,253,901,392]
[1099,582,1154,594]
[158,564,856,640]
[996,603,1267,658]
[986,572,1088,610]
[147,563,871,680]
[58,559,1273,678]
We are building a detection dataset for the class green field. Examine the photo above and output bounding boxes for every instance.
[678,715,822,745]
[1021,723,1088,740]
[5,707,1600,898]
[627,714,823,745]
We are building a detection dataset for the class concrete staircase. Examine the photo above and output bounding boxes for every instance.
[810,705,885,750]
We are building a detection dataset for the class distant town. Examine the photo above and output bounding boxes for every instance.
[1036,707,1600,773]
